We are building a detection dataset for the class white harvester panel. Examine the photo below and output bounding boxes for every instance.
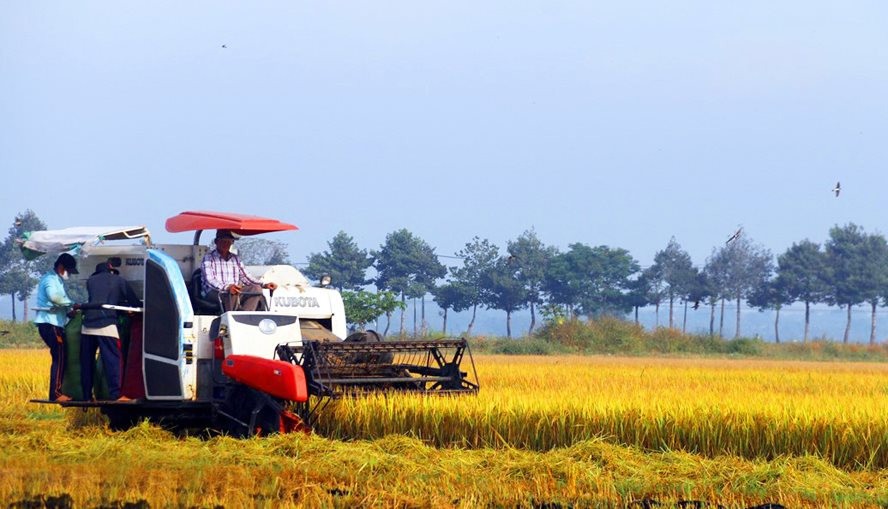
[220,311,302,360]
[245,265,347,339]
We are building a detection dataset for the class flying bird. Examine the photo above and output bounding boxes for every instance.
[221,44,227,49]
[725,226,743,245]
[692,300,701,310]
[832,181,841,197]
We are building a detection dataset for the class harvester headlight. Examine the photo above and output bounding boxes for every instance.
[320,274,332,287]
[258,319,277,335]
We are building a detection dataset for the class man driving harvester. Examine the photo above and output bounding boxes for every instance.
[201,229,277,311]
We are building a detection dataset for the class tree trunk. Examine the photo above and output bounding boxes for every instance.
[634,305,639,325]
[442,308,448,336]
[843,303,852,344]
[421,296,427,337]
[654,302,660,327]
[709,301,715,337]
[668,295,674,329]
[718,298,725,339]
[870,300,877,345]
[10,293,16,322]
[804,301,810,343]
[734,296,741,339]
[413,297,417,338]
[467,303,477,336]
[682,300,688,333]
[399,294,406,337]
[384,311,391,337]
[23,299,28,322]
[528,301,536,335]
[506,310,512,339]
[774,306,780,343]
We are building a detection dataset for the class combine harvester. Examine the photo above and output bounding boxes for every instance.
[28,211,478,436]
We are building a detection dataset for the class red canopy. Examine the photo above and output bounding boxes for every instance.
[165,211,298,236]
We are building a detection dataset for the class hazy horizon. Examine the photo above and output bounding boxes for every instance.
[3,2,888,341]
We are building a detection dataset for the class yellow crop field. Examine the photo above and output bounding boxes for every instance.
[1,349,887,507]
[319,355,888,469]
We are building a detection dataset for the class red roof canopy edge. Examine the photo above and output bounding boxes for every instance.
[165,211,298,236]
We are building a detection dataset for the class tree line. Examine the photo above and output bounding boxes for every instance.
[304,224,888,344]
[3,210,888,344]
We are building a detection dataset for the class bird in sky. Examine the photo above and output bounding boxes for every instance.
[832,181,841,197]
[725,226,743,245]
[221,44,227,49]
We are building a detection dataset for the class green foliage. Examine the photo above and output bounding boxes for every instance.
[341,290,404,330]
[824,224,888,308]
[718,235,774,302]
[539,302,569,324]
[624,272,652,313]
[506,229,557,308]
[470,336,570,355]
[777,240,828,306]
[304,231,373,291]
[374,229,446,298]
[430,281,473,313]
[536,316,770,356]
[686,269,712,307]
[774,340,888,361]
[650,237,696,304]
[449,237,499,310]
[703,248,729,303]
[480,257,528,315]
[822,224,888,343]
[747,275,791,312]
[0,320,42,348]
[479,256,528,338]
[544,243,639,316]
[527,317,888,360]
[704,234,773,337]
[0,211,50,320]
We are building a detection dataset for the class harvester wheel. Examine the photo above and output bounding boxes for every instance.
[219,384,284,438]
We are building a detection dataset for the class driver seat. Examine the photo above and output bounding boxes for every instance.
[190,269,222,315]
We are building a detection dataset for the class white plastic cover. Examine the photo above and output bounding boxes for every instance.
[22,226,150,255]
[245,265,311,288]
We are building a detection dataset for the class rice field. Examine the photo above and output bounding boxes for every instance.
[319,355,888,470]
[1,349,887,507]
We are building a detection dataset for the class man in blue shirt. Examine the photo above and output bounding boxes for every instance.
[34,253,78,401]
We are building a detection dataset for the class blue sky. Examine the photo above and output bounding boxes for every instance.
[2,1,887,270]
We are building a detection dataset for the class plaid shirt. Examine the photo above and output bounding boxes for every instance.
[201,249,261,296]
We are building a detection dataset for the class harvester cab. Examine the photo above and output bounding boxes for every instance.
[28,211,478,437]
